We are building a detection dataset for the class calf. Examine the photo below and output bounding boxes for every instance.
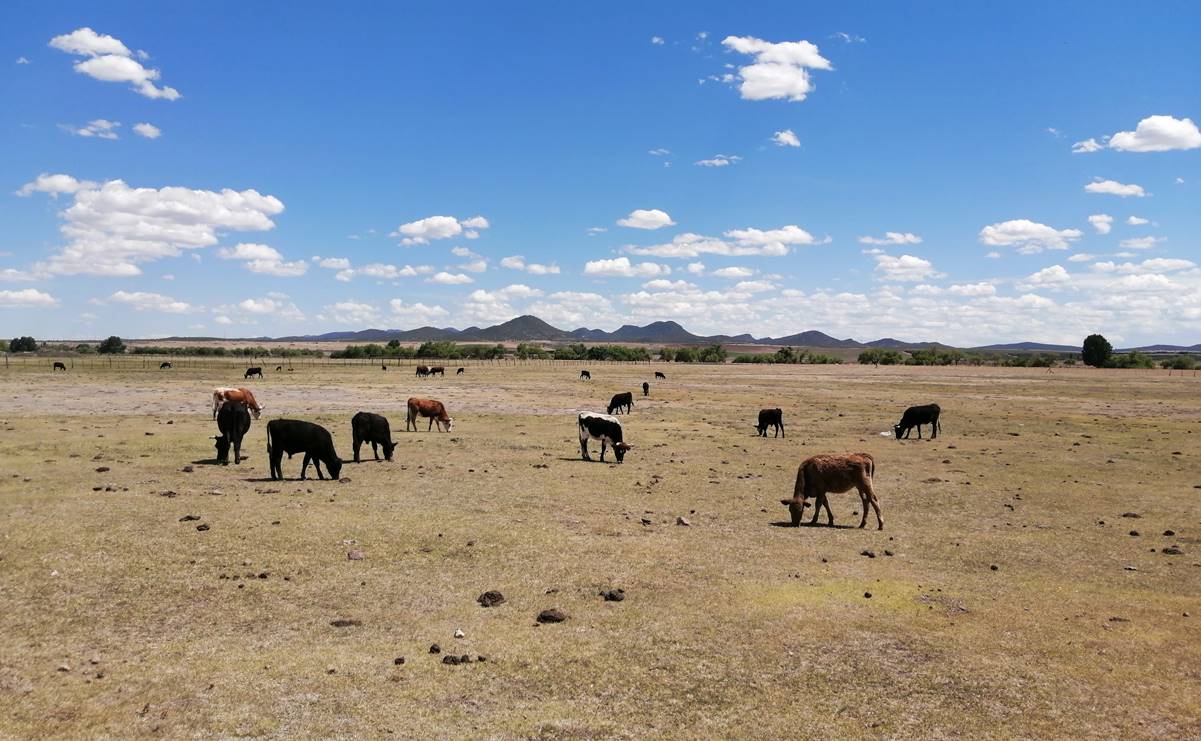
[456,367,465,375]
[407,397,454,432]
[894,403,941,440]
[607,391,634,415]
[52,362,67,372]
[266,419,342,481]
[351,411,397,462]
[781,453,882,529]
[416,365,431,377]
[579,370,591,380]
[642,381,650,397]
[160,361,172,369]
[756,408,784,437]
[654,371,666,380]
[212,387,264,419]
[213,401,251,465]
[578,411,632,463]
[430,366,446,376]
[245,366,263,379]
[276,365,283,372]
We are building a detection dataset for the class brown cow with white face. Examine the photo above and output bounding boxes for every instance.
[212,387,264,419]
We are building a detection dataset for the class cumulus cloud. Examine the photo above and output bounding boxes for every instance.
[1088,214,1113,234]
[711,266,755,278]
[109,290,192,313]
[526,291,618,328]
[1126,216,1149,225]
[499,255,560,274]
[0,288,58,308]
[1085,179,1147,197]
[231,296,304,321]
[19,176,284,276]
[427,271,473,285]
[617,208,676,230]
[1019,265,1072,288]
[335,263,432,282]
[325,301,379,325]
[978,219,1083,254]
[16,56,31,65]
[218,243,307,277]
[947,282,997,297]
[873,253,941,282]
[49,27,180,100]
[132,122,161,139]
[720,36,832,102]
[389,299,449,324]
[1119,236,1163,250]
[686,262,706,275]
[1068,253,1096,262]
[858,231,922,245]
[628,224,818,258]
[695,154,741,167]
[1072,138,1104,154]
[771,129,800,147]
[393,214,489,245]
[1105,115,1201,152]
[313,256,351,269]
[62,118,120,139]
[651,36,665,45]
[584,257,670,277]
[648,148,670,156]
[0,268,37,282]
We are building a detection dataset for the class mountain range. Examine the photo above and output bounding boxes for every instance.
[151,315,1199,352]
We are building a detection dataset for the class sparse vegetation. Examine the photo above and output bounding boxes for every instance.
[8,336,37,352]
[97,336,126,354]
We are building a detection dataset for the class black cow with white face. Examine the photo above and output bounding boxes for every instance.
[266,419,343,481]
[578,412,632,463]
[351,411,397,462]
[214,401,252,464]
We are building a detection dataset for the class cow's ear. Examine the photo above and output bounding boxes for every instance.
[780,499,792,506]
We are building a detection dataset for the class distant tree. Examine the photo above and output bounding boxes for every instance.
[1163,355,1196,370]
[386,339,401,350]
[657,347,675,362]
[775,346,797,363]
[697,344,727,363]
[1081,334,1112,367]
[97,336,126,354]
[75,343,96,354]
[9,336,37,352]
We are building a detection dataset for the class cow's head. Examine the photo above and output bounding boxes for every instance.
[251,406,263,420]
[780,498,805,526]
[327,457,343,480]
[613,441,631,463]
[443,418,454,433]
[383,441,398,461]
[213,435,231,464]
[892,423,904,440]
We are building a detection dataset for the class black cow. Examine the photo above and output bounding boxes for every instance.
[430,366,446,376]
[642,381,650,397]
[351,411,397,462]
[52,362,66,372]
[894,404,941,440]
[214,401,251,465]
[654,371,666,380]
[266,419,343,481]
[276,365,283,371]
[160,361,172,370]
[381,364,387,371]
[607,391,634,415]
[578,412,632,463]
[580,370,591,380]
[456,367,465,375]
[245,366,263,379]
[416,365,431,377]
[756,408,784,437]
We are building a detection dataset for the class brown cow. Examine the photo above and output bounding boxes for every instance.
[406,397,454,432]
[780,453,882,530]
[212,387,264,420]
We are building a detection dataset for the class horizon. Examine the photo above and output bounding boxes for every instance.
[2,4,1200,346]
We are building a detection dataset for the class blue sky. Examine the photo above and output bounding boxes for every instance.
[2,1,1198,345]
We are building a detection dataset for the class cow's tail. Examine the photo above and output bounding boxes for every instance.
[266,422,273,460]
[793,462,806,500]
[860,452,875,479]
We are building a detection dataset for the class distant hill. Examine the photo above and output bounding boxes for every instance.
[460,315,570,341]
[1125,344,1201,353]
[758,330,862,348]
[972,341,1079,352]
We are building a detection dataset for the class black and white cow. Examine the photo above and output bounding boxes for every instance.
[580,369,591,380]
[456,367,465,375]
[578,412,632,463]
[214,401,252,465]
[756,408,784,438]
[894,403,941,440]
[607,391,634,415]
[351,411,397,462]
[266,419,343,481]
[245,366,264,379]
[160,361,172,369]
[52,362,67,372]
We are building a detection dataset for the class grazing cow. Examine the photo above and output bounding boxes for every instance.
[578,412,632,463]
[276,365,283,372]
[381,364,387,371]
[416,365,431,377]
[212,387,264,420]
[781,453,882,530]
[213,401,252,465]
[580,370,591,380]
[654,371,666,380]
[52,362,67,372]
[642,381,650,397]
[430,366,446,376]
[894,403,941,440]
[351,411,397,462]
[756,408,784,438]
[245,366,264,379]
[407,397,454,432]
[456,367,465,375]
[160,362,172,370]
[266,419,342,481]
[607,391,634,415]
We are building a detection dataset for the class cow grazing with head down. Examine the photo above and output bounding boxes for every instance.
[245,366,263,379]
[352,411,397,462]
[781,453,882,530]
[52,362,67,372]
[894,404,941,440]
[430,366,446,376]
[607,391,634,415]
[654,371,666,380]
[456,367,465,375]
[579,370,591,380]
[276,365,283,372]
[578,412,632,463]
[407,397,454,432]
[266,419,342,481]
[416,365,431,377]
[160,362,172,370]
[756,408,784,437]
[214,401,251,464]
[212,387,264,420]
[642,381,650,397]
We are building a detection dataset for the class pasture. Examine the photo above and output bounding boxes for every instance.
[1,361,1199,737]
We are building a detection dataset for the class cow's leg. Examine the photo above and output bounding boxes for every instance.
[857,490,870,528]
[932,420,939,439]
[600,440,607,462]
[371,441,379,460]
[353,436,362,463]
[916,424,923,439]
[822,494,835,526]
[427,416,434,432]
[234,438,242,465]
[779,421,784,438]
[300,453,310,480]
[860,480,883,530]
[270,449,283,480]
[313,458,325,480]
[580,438,591,461]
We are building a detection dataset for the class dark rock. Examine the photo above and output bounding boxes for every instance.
[393,657,405,665]
[196,524,210,532]
[537,608,568,623]
[429,644,441,654]
[182,465,194,473]
[1164,530,1175,536]
[860,550,876,558]
[1162,546,1184,555]
[330,619,362,628]
[95,466,110,473]
[1121,512,1141,518]
[347,550,365,561]
[864,592,872,599]
[883,550,894,557]
[477,590,506,608]
[179,515,200,522]
[600,589,626,602]
[990,564,999,571]
[1129,531,1139,537]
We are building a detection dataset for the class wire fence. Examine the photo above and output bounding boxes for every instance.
[1,354,667,372]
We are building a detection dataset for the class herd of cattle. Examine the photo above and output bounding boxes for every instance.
[198,364,945,530]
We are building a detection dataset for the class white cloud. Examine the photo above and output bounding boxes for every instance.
[947,282,997,297]
[771,129,800,147]
[458,259,488,273]
[584,256,671,277]
[1106,115,1201,152]
[393,214,489,245]
[732,279,776,293]
[49,27,180,100]
[628,224,817,259]
[499,255,561,274]
[1019,265,1071,288]
[16,57,31,65]
[695,154,741,167]
[873,253,940,282]
[450,246,479,258]
[0,288,58,308]
[643,279,696,291]
[1072,138,1104,154]
[427,271,473,285]
[617,208,676,230]
[132,122,161,139]
[214,315,233,325]
[109,290,192,313]
[314,256,351,269]
[711,266,755,279]
[858,231,922,246]
[233,296,304,321]
[648,148,670,156]
[218,242,307,277]
[1085,179,1147,197]
[1088,214,1113,234]
[22,177,284,276]
[978,219,1083,254]
[1068,253,1096,262]
[686,261,706,275]
[63,118,120,139]
[388,299,449,324]
[326,301,379,325]
[0,268,37,282]
[832,32,866,44]
[651,36,665,45]
[526,291,618,328]
[721,36,832,102]
[1119,236,1163,250]
[335,263,432,282]
[1126,216,1149,225]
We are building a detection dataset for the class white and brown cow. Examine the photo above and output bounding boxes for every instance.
[212,387,264,420]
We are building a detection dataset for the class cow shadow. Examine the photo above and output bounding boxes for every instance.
[555,456,621,464]
[769,520,858,529]
[191,458,222,466]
